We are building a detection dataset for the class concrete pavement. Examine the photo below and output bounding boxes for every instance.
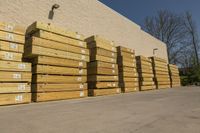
[0,87,200,133]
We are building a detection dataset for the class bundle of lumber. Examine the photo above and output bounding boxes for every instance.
[0,22,31,105]
[117,46,138,93]
[168,64,181,87]
[136,56,156,91]
[86,35,121,96]
[150,56,171,89]
[24,22,88,102]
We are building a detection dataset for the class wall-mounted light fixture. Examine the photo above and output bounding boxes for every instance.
[48,4,60,20]
[153,48,158,55]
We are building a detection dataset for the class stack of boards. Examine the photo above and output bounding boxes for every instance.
[24,22,89,102]
[136,56,156,91]
[117,46,139,93]
[168,64,181,87]
[0,22,31,105]
[150,57,171,89]
[86,36,121,96]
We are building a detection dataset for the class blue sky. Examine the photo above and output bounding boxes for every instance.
[100,0,200,32]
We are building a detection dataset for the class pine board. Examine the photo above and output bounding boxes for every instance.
[119,71,138,78]
[140,85,156,91]
[117,56,135,63]
[87,75,118,82]
[32,56,87,68]
[0,41,24,53]
[117,51,135,59]
[90,47,117,58]
[117,46,135,54]
[119,82,139,88]
[24,45,89,62]
[0,30,24,44]
[87,67,118,75]
[118,59,136,68]
[88,82,118,89]
[0,22,26,35]
[33,75,87,83]
[123,87,139,93]
[32,83,87,92]
[32,90,87,102]
[88,61,118,69]
[0,71,31,82]
[88,88,121,96]
[32,65,87,75]
[90,54,116,63]
[0,51,22,62]
[0,60,31,72]
[0,83,30,93]
[119,66,137,72]
[121,77,138,82]
[26,21,84,41]
[0,93,31,106]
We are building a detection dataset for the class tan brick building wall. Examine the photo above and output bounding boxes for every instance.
[0,0,168,61]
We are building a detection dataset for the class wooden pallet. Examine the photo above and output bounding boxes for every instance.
[32,83,87,92]
[32,65,87,75]
[0,41,24,53]
[90,54,116,63]
[26,37,89,55]
[24,45,89,62]
[0,30,25,44]
[32,90,87,102]
[0,51,22,62]
[0,93,31,105]
[88,82,118,89]
[87,67,118,75]
[26,21,84,41]
[31,56,87,68]
[88,88,121,96]
[88,61,118,69]
[0,22,26,35]
[0,71,31,82]
[117,46,135,54]
[32,75,87,83]
[0,60,31,72]
[33,30,86,48]
[90,47,117,58]
[0,83,31,93]
[87,75,118,82]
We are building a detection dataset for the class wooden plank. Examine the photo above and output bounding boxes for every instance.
[157,85,171,89]
[32,56,86,68]
[0,83,30,93]
[88,88,121,96]
[90,47,117,58]
[32,90,87,102]
[24,45,89,62]
[119,71,138,78]
[137,68,153,74]
[139,73,154,78]
[87,67,118,75]
[88,61,118,69]
[87,75,118,82]
[139,77,154,82]
[117,52,135,59]
[117,46,134,54]
[140,85,156,91]
[121,77,138,82]
[136,56,151,63]
[155,78,170,82]
[32,65,87,75]
[139,81,155,86]
[33,75,87,83]
[0,71,31,82]
[154,75,170,78]
[0,60,31,72]
[85,35,115,49]
[119,82,139,88]
[0,30,24,44]
[123,87,139,93]
[150,56,167,63]
[0,22,26,35]
[33,30,86,48]
[0,51,22,62]
[117,56,135,63]
[119,66,137,72]
[90,54,116,63]
[118,59,136,68]
[155,71,169,75]
[27,37,89,55]
[88,82,118,89]
[0,93,31,105]
[26,21,84,41]
[32,83,87,92]
[0,41,24,53]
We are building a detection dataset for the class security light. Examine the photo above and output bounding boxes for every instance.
[52,4,60,10]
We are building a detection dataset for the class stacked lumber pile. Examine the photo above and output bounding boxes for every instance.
[117,46,138,93]
[24,22,89,102]
[0,22,31,105]
[150,56,171,89]
[136,56,156,91]
[86,36,121,96]
[168,64,181,87]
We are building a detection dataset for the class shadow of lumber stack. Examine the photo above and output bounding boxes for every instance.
[150,56,170,89]
[24,22,89,102]
[0,22,31,105]
[136,56,156,91]
[168,64,181,87]
[86,35,121,96]
[117,46,139,93]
